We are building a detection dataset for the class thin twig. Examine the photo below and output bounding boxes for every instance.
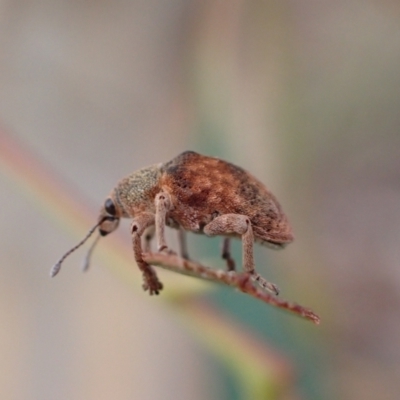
[143,252,320,325]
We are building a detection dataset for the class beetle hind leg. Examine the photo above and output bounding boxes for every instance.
[204,214,279,295]
[221,237,236,271]
[178,226,190,259]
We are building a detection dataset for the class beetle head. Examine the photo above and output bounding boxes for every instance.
[50,191,123,278]
[98,194,121,236]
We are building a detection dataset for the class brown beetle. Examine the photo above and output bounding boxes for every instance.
[51,151,293,295]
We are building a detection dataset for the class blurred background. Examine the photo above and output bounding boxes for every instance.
[1,1,400,399]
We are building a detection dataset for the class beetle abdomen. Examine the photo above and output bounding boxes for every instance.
[161,151,293,245]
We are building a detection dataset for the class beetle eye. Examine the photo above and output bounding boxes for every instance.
[104,198,116,216]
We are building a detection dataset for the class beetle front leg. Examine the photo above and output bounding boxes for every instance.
[204,214,279,295]
[155,191,173,252]
[131,213,163,295]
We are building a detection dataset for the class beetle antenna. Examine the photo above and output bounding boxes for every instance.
[50,218,105,277]
[81,232,101,272]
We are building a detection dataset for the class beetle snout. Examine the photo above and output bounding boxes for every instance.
[99,216,120,236]
[98,196,120,236]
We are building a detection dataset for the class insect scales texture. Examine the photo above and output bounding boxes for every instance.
[51,151,293,296]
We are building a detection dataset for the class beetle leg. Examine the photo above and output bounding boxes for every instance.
[155,192,173,252]
[131,213,163,295]
[204,214,279,295]
[178,226,189,260]
[221,237,236,271]
[142,226,155,253]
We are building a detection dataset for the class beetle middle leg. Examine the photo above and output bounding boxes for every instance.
[142,226,155,253]
[204,214,279,295]
[155,191,180,257]
[155,191,173,252]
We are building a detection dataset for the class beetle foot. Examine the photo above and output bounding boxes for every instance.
[251,272,280,296]
[159,246,177,256]
[142,273,163,295]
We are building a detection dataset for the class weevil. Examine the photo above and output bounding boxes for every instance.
[51,151,293,295]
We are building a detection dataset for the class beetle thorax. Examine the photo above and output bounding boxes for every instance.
[115,164,162,216]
